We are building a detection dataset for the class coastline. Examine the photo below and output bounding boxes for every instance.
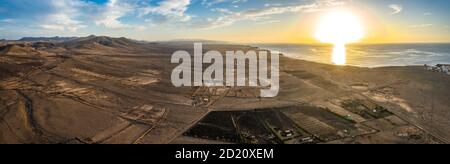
[252,43,450,68]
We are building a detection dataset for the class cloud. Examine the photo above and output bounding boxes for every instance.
[4,0,145,32]
[389,4,402,15]
[39,0,88,32]
[41,13,87,32]
[202,0,227,7]
[197,0,345,29]
[255,20,280,25]
[0,19,15,23]
[423,12,432,16]
[5,0,191,32]
[410,24,433,28]
[2,0,349,34]
[95,0,145,30]
[40,24,66,31]
[139,0,192,23]
[211,8,233,15]
[201,0,247,7]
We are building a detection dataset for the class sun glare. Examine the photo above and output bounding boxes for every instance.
[315,11,364,65]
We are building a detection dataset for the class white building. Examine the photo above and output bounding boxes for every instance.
[425,64,450,75]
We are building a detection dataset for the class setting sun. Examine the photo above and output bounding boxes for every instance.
[315,11,365,65]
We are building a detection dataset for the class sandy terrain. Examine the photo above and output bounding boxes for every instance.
[0,36,449,144]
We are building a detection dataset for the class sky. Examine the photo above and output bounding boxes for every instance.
[0,0,449,43]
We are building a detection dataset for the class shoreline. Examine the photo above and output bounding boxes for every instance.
[251,45,450,69]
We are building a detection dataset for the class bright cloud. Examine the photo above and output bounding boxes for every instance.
[199,0,345,29]
[95,0,145,30]
[41,14,86,32]
[0,19,14,23]
[139,0,192,23]
[389,4,402,14]
[39,0,87,32]
[410,24,433,28]
[201,0,246,7]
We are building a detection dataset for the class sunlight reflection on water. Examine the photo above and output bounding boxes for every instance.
[255,44,450,68]
[332,44,346,65]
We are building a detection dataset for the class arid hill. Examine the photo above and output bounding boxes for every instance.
[0,36,449,144]
[63,35,136,49]
[19,37,77,42]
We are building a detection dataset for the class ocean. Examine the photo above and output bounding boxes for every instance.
[253,43,450,68]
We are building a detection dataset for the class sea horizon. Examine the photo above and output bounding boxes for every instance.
[253,43,450,68]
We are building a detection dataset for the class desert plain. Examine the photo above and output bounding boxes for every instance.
[0,36,449,144]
